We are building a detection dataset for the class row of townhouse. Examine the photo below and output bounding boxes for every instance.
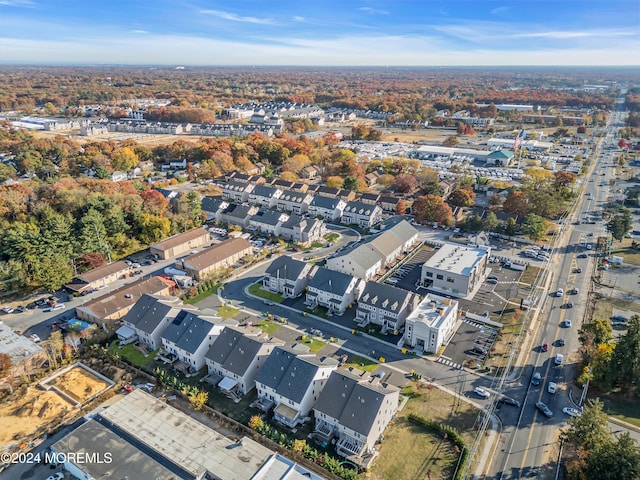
[203,198,326,245]
[261,254,460,351]
[325,219,419,280]
[116,294,400,462]
[221,181,383,228]
[88,120,282,137]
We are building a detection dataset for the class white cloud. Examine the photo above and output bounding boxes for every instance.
[0,0,34,6]
[0,33,637,66]
[359,7,389,15]
[132,30,148,34]
[200,9,276,25]
[490,6,510,15]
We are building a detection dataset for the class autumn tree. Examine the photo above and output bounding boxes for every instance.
[394,173,418,194]
[279,171,298,182]
[503,191,530,216]
[325,176,345,189]
[448,188,476,207]
[395,199,407,215]
[0,353,11,377]
[412,194,453,225]
[111,146,139,172]
[443,136,459,147]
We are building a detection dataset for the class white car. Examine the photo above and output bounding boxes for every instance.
[2,306,14,314]
[563,407,582,417]
[29,333,41,343]
[46,473,65,480]
[548,382,557,394]
[51,303,66,311]
[474,387,490,398]
[556,288,564,297]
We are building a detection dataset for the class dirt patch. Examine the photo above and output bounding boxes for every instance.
[0,387,74,448]
[48,366,111,403]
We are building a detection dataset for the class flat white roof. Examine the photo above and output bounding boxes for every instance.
[424,243,490,277]
[406,294,458,329]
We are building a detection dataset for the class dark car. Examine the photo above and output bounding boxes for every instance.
[578,253,588,258]
[499,397,521,408]
[574,267,582,273]
[557,338,565,347]
[531,372,542,386]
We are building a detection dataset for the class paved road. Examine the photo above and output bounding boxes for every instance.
[488,100,628,480]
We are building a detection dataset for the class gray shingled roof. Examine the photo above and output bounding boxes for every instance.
[161,309,215,354]
[255,347,324,404]
[251,185,280,198]
[358,281,418,311]
[279,191,309,203]
[343,201,375,215]
[122,294,178,335]
[250,210,285,227]
[308,267,355,294]
[310,196,342,209]
[224,179,252,191]
[330,243,384,271]
[205,327,277,377]
[281,213,305,229]
[201,196,227,213]
[221,203,255,220]
[315,369,399,437]
[264,256,308,282]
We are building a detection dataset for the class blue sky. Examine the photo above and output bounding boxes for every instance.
[0,0,638,65]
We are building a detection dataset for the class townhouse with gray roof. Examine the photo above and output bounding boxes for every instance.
[222,180,255,203]
[117,294,182,349]
[254,347,338,428]
[275,190,314,215]
[359,192,381,205]
[218,203,259,227]
[161,309,236,373]
[308,196,346,221]
[205,326,283,397]
[316,187,356,202]
[201,196,230,221]
[356,281,420,333]
[341,201,383,228]
[313,369,400,462]
[249,185,283,208]
[305,267,364,316]
[263,256,316,298]
[279,214,326,246]
[249,210,289,236]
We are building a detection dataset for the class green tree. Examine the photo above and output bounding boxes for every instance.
[343,176,359,191]
[584,432,640,480]
[521,214,547,241]
[561,398,610,452]
[483,211,500,232]
[462,214,484,233]
[33,252,73,291]
[608,209,633,241]
[606,315,640,396]
[186,191,202,224]
[94,165,111,179]
[504,217,517,237]
[78,208,107,254]
[580,318,613,346]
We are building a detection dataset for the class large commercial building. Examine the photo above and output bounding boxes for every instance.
[421,243,490,298]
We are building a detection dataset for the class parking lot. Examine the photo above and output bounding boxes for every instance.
[439,319,499,369]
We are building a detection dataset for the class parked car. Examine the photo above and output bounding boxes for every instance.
[548,382,557,394]
[29,333,41,343]
[536,401,553,417]
[46,472,65,480]
[16,305,27,312]
[474,387,490,398]
[487,278,498,284]
[578,253,588,258]
[2,306,15,314]
[50,303,66,311]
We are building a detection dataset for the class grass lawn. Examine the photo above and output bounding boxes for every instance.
[343,355,379,373]
[255,320,282,335]
[599,392,640,428]
[299,335,326,354]
[485,305,523,371]
[324,233,340,242]
[610,244,640,266]
[592,296,640,323]
[217,305,240,319]
[370,381,477,480]
[519,265,544,286]
[184,282,222,305]
[305,306,328,319]
[248,282,284,303]
[111,342,157,368]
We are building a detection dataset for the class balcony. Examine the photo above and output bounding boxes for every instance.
[336,435,365,457]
